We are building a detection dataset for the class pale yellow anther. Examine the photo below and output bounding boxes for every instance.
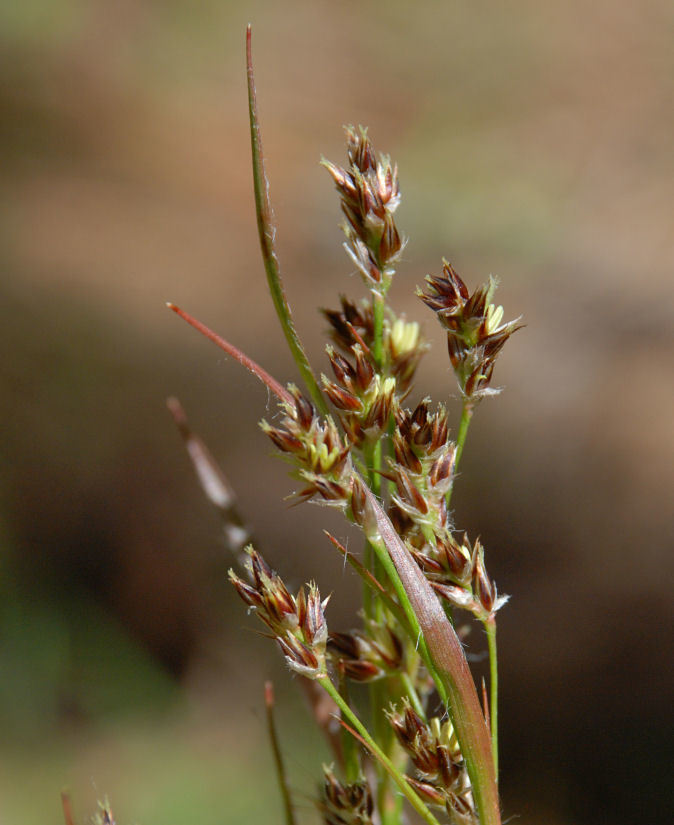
[382,376,397,395]
[391,318,421,355]
[485,304,504,334]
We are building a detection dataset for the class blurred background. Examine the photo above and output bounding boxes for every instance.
[1,1,673,823]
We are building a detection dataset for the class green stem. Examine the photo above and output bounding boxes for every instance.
[446,399,473,508]
[485,616,499,779]
[366,532,449,708]
[400,670,426,720]
[336,673,360,784]
[246,27,328,416]
[319,677,442,825]
[363,440,385,620]
[372,291,385,368]
[363,432,396,819]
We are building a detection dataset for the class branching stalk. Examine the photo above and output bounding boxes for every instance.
[446,399,473,508]
[372,292,385,368]
[319,676,442,825]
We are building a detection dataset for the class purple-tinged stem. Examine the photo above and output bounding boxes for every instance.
[265,681,297,825]
[167,302,291,404]
[61,792,76,825]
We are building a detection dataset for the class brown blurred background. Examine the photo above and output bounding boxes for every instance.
[1,1,673,823]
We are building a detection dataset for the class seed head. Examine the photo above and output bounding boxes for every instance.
[229,548,298,635]
[229,548,329,678]
[261,385,352,504]
[471,540,502,616]
[323,126,404,294]
[411,533,473,588]
[419,260,522,399]
[323,299,427,395]
[328,620,404,682]
[321,765,374,825]
[395,402,451,461]
[388,702,475,819]
[348,474,380,538]
[322,345,396,447]
[386,410,456,536]
[414,535,509,619]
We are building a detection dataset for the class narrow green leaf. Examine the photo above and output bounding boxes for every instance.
[246,26,328,416]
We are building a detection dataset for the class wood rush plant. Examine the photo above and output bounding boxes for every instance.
[168,28,521,825]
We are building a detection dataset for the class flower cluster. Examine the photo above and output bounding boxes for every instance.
[411,533,508,620]
[387,401,456,538]
[323,126,403,294]
[328,619,404,682]
[321,344,396,447]
[324,297,427,396]
[389,702,476,824]
[170,102,522,825]
[260,385,352,503]
[229,547,329,678]
[321,765,374,825]
[419,261,521,400]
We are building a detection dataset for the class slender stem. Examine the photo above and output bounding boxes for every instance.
[485,616,499,779]
[167,303,291,405]
[61,792,76,825]
[446,399,473,508]
[366,532,448,707]
[454,398,474,473]
[400,670,426,720]
[336,672,360,783]
[319,677,442,825]
[264,681,297,825]
[368,289,387,613]
[364,427,396,819]
[372,291,385,368]
[246,26,328,416]
[363,440,385,621]
[369,440,383,497]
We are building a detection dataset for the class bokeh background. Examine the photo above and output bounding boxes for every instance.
[1,1,673,823]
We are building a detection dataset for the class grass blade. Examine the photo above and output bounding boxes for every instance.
[246,26,328,416]
[362,484,501,825]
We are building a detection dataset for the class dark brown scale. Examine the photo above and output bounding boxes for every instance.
[294,393,315,429]
[354,347,374,390]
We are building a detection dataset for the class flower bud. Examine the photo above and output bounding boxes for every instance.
[349,475,378,538]
[322,765,374,825]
